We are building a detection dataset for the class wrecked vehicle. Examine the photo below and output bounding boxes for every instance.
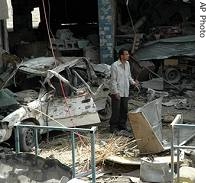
[0,57,104,151]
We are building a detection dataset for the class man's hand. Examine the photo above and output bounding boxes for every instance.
[133,80,140,87]
[133,80,140,91]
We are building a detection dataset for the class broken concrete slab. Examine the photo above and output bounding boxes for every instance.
[67,178,87,183]
[146,88,168,101]
[106,155,179,166]
[174,166,195,183]
[129,111,164,154]
[0,88,18,107]
[141,78,164,91]
[128,98,164,154]
[140,157,171,182]
[84,46,100,64]
[91,63,111,78]
[162,98,187,107]
[0,152,72,183]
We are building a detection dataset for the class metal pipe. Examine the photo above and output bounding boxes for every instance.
[14,124,93,133]
[15,124,97,181]
[173,145,195,150]
[177,127,180,181]
[35,129,39,156]
[15,126,20,154]
[171,114,182,182]
[90,126,97,183]
[171,121,175,182]
[72,70,93,94]
[170,114,195,183]
[171,114,182,126]
[72,70,103,96]
[71,131,76,178]
[173,124,195,128]
[177,114,182,182]
[47,69,78,92]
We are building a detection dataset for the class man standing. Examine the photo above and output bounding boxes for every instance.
[109,48,139,134]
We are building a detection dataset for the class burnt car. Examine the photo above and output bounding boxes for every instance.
[0,57,108,151]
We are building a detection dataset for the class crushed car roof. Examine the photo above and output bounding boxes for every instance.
[18,57,85,76]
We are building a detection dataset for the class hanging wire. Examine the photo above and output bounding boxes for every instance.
[125,0,136,34]
[41,0,69,117]
[41,0,72,120]
[47,0,53,38]
[125,0,138,54]
[40,0,89,145]
[41,0,56,60]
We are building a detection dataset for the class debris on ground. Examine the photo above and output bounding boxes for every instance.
[0,150,72,183]
[0,55,195,183]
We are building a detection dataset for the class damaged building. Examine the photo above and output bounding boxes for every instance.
[0,0,195,183]
[0,0,195,91]
[0,0,195,90]
[1,0,194,61]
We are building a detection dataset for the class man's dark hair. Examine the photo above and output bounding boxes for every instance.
[118,48,129,58]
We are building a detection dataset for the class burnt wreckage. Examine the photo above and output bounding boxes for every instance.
[0,1,195,182]
[0,57,107,151]
[0,0,195,150]
[115,0,195,86]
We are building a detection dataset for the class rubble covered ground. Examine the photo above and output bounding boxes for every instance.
[0,0,195,182]
[0,57,195,182]
[0,72,195,182]
[36,84,195,183]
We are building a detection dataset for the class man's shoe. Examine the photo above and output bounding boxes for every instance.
[109,128,119,133]
[116,130,133,138]
[118,127,132,133]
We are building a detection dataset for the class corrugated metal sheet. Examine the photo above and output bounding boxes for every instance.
[134,35,195,61]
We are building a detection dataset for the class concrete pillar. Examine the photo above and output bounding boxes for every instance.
[0,0,9,71]
[98,0,115,64]
[0,20,9,72]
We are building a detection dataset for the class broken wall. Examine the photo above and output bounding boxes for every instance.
[128,97,164,154]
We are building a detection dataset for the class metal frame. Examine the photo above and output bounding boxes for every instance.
[14,124,97,183]
[170,114,195,182]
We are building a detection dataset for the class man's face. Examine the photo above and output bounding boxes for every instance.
[121,51,129,62]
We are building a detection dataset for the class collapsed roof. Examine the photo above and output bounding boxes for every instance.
[134,35,195,61]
